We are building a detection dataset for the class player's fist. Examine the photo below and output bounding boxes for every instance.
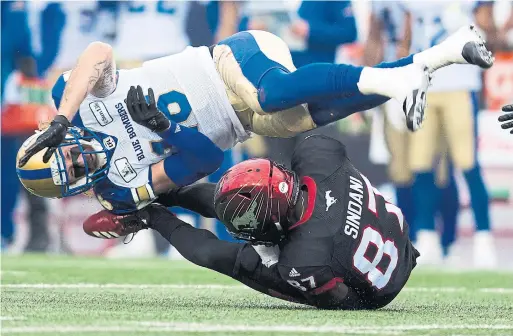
[125,85,170,133]
[498,104,513,134]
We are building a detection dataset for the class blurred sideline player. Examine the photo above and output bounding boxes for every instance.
[1,1,53,251]
[84,134,420,310]
[364,1,460,259]
[101,1,192,69]
[403,1,497,267]
[37,1,102,86]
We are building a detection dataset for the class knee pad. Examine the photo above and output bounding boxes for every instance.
[250,105,316,138]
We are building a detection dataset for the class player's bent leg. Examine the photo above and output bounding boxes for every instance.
[215,31,430,132]
[441,91,490,232]
[441,91,496,268]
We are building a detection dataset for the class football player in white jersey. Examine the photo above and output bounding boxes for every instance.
[16,28,493,216]
[109,1,192,65]
[402,2,497,267]
[364,1,460,259]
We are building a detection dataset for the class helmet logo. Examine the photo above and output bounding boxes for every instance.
[103,137,116,150]
[232,201,259,230]
[278,182,288,194]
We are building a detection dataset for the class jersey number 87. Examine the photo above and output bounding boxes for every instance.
[353,174,404,290]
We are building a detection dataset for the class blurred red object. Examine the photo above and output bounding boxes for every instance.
[484,51,513,111]
[1,75,57,135]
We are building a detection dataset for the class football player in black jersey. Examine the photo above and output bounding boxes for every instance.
[85,135,419,309]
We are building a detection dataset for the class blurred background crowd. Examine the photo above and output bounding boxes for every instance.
[2,0,513,268]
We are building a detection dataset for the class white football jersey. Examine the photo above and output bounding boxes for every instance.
[51,46,248,213]
[402,1,482,92]
[113,1,190,61]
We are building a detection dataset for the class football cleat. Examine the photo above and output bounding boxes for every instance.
[440,24,494,69]
[402,65,431,132]
[83,209,150,239]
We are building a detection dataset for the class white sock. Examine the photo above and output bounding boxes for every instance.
[357,67,406,100]
[413,45,451,72]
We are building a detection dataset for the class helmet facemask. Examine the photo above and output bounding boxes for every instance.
[51,127,110,197]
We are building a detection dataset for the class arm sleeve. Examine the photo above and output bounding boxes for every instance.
[151,208,244,276]
[160,125,224,187]
[150,207,310,305]
[306,1,357,47]
[156,183,218,218]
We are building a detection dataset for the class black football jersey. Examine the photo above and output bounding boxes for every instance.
[276,135,419,308]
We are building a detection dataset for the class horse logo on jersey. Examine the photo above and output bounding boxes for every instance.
[325,190,337,211]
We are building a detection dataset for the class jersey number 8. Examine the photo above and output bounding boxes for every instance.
[352,173,404,290]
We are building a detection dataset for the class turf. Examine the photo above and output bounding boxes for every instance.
[1,254,513,336]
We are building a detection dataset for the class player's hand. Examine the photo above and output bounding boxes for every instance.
[498,104,513,133]
[126,85,170,133]
[18,114,71,167]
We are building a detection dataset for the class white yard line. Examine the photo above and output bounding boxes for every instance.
[0,271,28,276]
[0,316,26,321]
[0,284,247,290]
[3,283,512,293]
[479,288,513,294]
[403,287,466,292]
[2,323,513,334]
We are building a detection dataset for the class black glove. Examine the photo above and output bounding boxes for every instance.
[126,85,170,133]
[18,114,71,167]
[498,104,513,134]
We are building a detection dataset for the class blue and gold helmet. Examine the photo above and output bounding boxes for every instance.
[16,127,111,198]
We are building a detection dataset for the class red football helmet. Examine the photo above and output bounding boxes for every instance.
[214,158,299,245]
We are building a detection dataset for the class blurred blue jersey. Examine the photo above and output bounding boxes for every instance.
[1,1,33,98]
[239,1,357,67]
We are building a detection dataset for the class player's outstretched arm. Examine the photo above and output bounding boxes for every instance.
[156,183,218,219]
[498,104,513,133]
[60,41,116,119]
[18,42,116,167]
[141,204,242,276]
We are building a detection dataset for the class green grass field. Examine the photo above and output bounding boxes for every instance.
[1,254,513,336]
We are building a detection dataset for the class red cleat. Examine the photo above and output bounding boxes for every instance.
[83,209,149,239]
